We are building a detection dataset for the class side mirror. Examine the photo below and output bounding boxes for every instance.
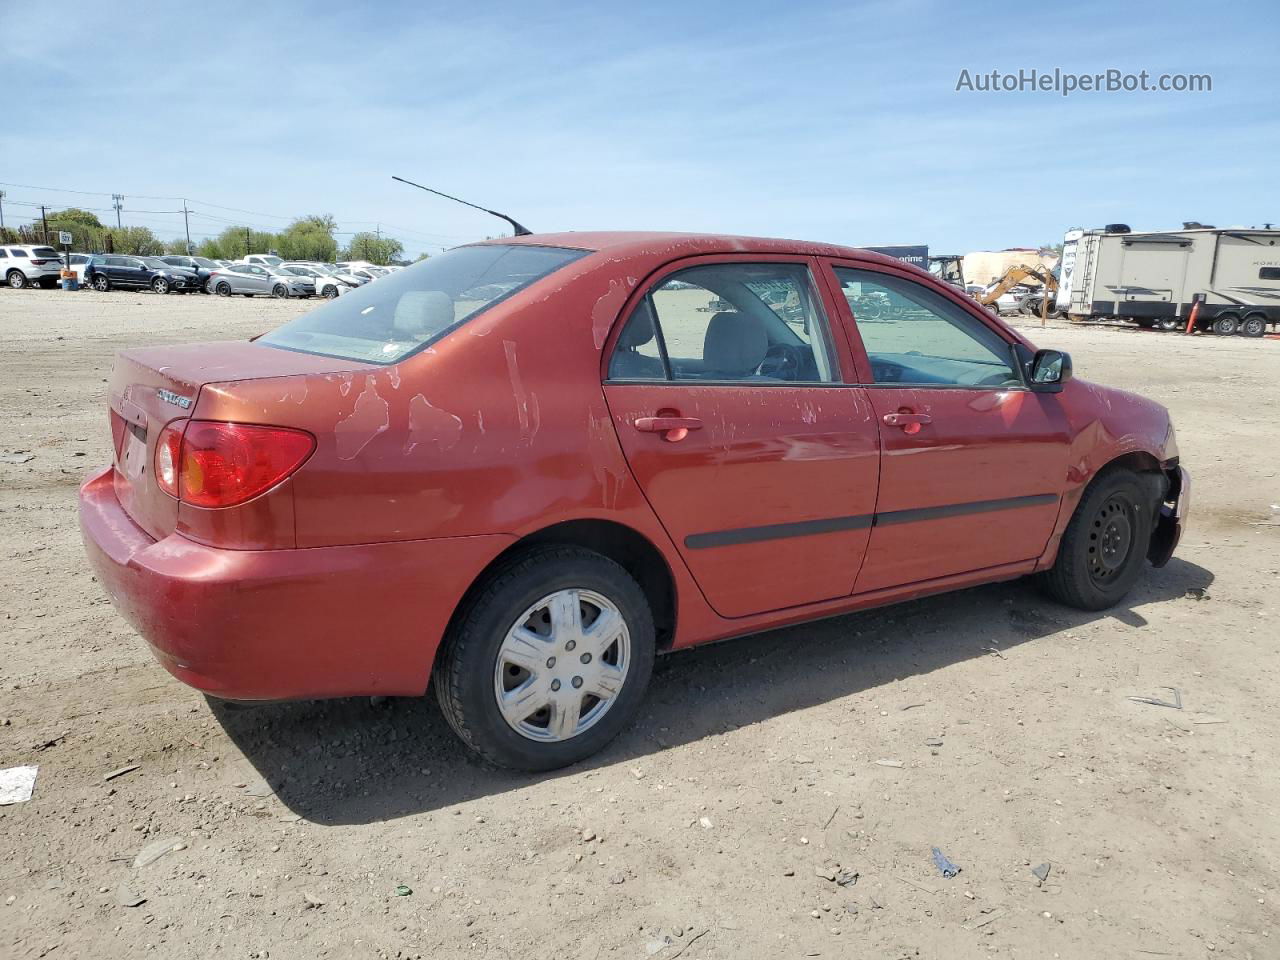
[1028,349,1072,392]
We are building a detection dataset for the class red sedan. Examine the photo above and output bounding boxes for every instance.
[79,233,1189,769]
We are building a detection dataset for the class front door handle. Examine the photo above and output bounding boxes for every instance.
[882,411,932,435]
[635,416,703,442]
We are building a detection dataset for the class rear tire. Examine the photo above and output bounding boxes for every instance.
[1240,314,1266,338]
[8,270,27,289]
[92,274,110,292]
[434,546,655,771]
[1212,314,1239,336]
[1153,317,1181,332]
[1040,468,1155,610]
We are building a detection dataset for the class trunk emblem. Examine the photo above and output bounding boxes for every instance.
[157,388,193,410]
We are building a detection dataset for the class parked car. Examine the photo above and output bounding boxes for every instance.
[241,254,285,268]
[85,255,201,294]
[279,263,353,299]
[208,262,314,298]
[1,244,65,288]
[159,256,221,292]
[79,232,1189,771]
[66,253,94,284]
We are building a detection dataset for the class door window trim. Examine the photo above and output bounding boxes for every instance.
[602,254,854,387]
[818,259,1032,391]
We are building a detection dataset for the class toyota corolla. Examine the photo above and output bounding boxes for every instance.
[79,232,1189,770]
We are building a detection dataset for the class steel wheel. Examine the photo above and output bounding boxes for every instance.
[1087,494,1135,587]
[1212,314,1238,335]
[493,588,631,743]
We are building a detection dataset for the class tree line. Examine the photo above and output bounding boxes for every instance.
[0,208,408,264]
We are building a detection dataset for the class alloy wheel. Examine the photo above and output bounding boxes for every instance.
[493,588,631,743]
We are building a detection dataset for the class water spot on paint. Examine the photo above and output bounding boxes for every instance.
[503,340,535,442]
[591,278,631,349]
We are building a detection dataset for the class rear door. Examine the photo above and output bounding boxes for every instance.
[822,261,1071,593]
[602,256,881,619]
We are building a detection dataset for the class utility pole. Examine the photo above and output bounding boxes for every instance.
[375,223,382,265]
[112,194,124,229]
[182,200,192,255]
[40,206,50,244]
[0,190,6,232]
[245,228,251,256]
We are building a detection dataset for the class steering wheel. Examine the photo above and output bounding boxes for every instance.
[757,343,803,379]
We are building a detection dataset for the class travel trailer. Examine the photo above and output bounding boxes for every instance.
[1059,225,1280,336]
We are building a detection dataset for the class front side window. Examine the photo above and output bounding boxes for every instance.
[260,243,587,364]
[832,267,1020,388]
[608,262,838,383]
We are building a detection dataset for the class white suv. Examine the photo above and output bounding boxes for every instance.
[1,245,65,289]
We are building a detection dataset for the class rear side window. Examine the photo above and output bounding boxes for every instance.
[608,262,838,383]
[260,244,587,364]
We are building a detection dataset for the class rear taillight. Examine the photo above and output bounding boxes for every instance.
[155,422,184,497]
[152,420,314,508]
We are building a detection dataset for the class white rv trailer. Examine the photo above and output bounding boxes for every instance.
[1060,225,1280,336]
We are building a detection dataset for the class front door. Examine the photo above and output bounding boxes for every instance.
[602,257,880,619]
[824,262,1071,593]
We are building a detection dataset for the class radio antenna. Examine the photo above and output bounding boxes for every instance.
[391,176,532,236]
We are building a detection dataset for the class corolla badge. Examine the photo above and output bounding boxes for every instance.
[157,388,193,409]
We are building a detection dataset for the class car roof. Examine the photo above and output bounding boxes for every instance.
[481,231,908,268]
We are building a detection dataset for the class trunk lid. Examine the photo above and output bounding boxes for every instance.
[107,340,373,540]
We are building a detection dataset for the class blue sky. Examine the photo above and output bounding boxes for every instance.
[3,0,1277,257]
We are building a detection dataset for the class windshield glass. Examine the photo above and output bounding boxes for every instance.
[193,257,217,268]
[260,244,587,364]
[257,256,283,266]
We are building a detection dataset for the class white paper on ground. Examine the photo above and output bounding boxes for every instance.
[0,765,38,804]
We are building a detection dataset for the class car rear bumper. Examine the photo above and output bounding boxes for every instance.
[1148,465,1190,568]
[78,466,515,701]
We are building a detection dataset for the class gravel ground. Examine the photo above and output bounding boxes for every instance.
[1,288,1277,960]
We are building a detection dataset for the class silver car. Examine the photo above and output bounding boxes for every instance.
[208,262,315,298]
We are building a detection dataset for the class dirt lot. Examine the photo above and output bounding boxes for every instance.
[2,288,1277,960]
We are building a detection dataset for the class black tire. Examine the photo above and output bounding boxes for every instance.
[1040,468,1156,610]
[1212,314,1239,336]
[215,281,232,297]
[1240,314,1266,338]
[434,546,655,771]
[324,285,340,299]
[1153,317,1181,332]
[8,270,27,289]
[92,274,110,292]
[271,283,289,299]
[151,277,170,295]
[1135,318,1155,329]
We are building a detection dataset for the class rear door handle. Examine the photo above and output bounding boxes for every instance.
[882,412,932,427]
[635,416,703,442]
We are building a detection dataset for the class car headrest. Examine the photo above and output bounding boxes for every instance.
[619,299,657,349]
[703,311,767,375]
[393,291,454,337]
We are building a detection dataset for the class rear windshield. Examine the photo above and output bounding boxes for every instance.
[259,244,587,364]
[33,247,59,258]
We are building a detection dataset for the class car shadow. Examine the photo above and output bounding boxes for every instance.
[210,558,1212,825]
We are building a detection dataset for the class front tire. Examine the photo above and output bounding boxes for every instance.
[1040,468,1156,610]
[271,283,289,299]
[324,285,340,299]
[1212,314,1239,336]
[152,277,170,295]
[434,546,655,771]
[215,281,232,297]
